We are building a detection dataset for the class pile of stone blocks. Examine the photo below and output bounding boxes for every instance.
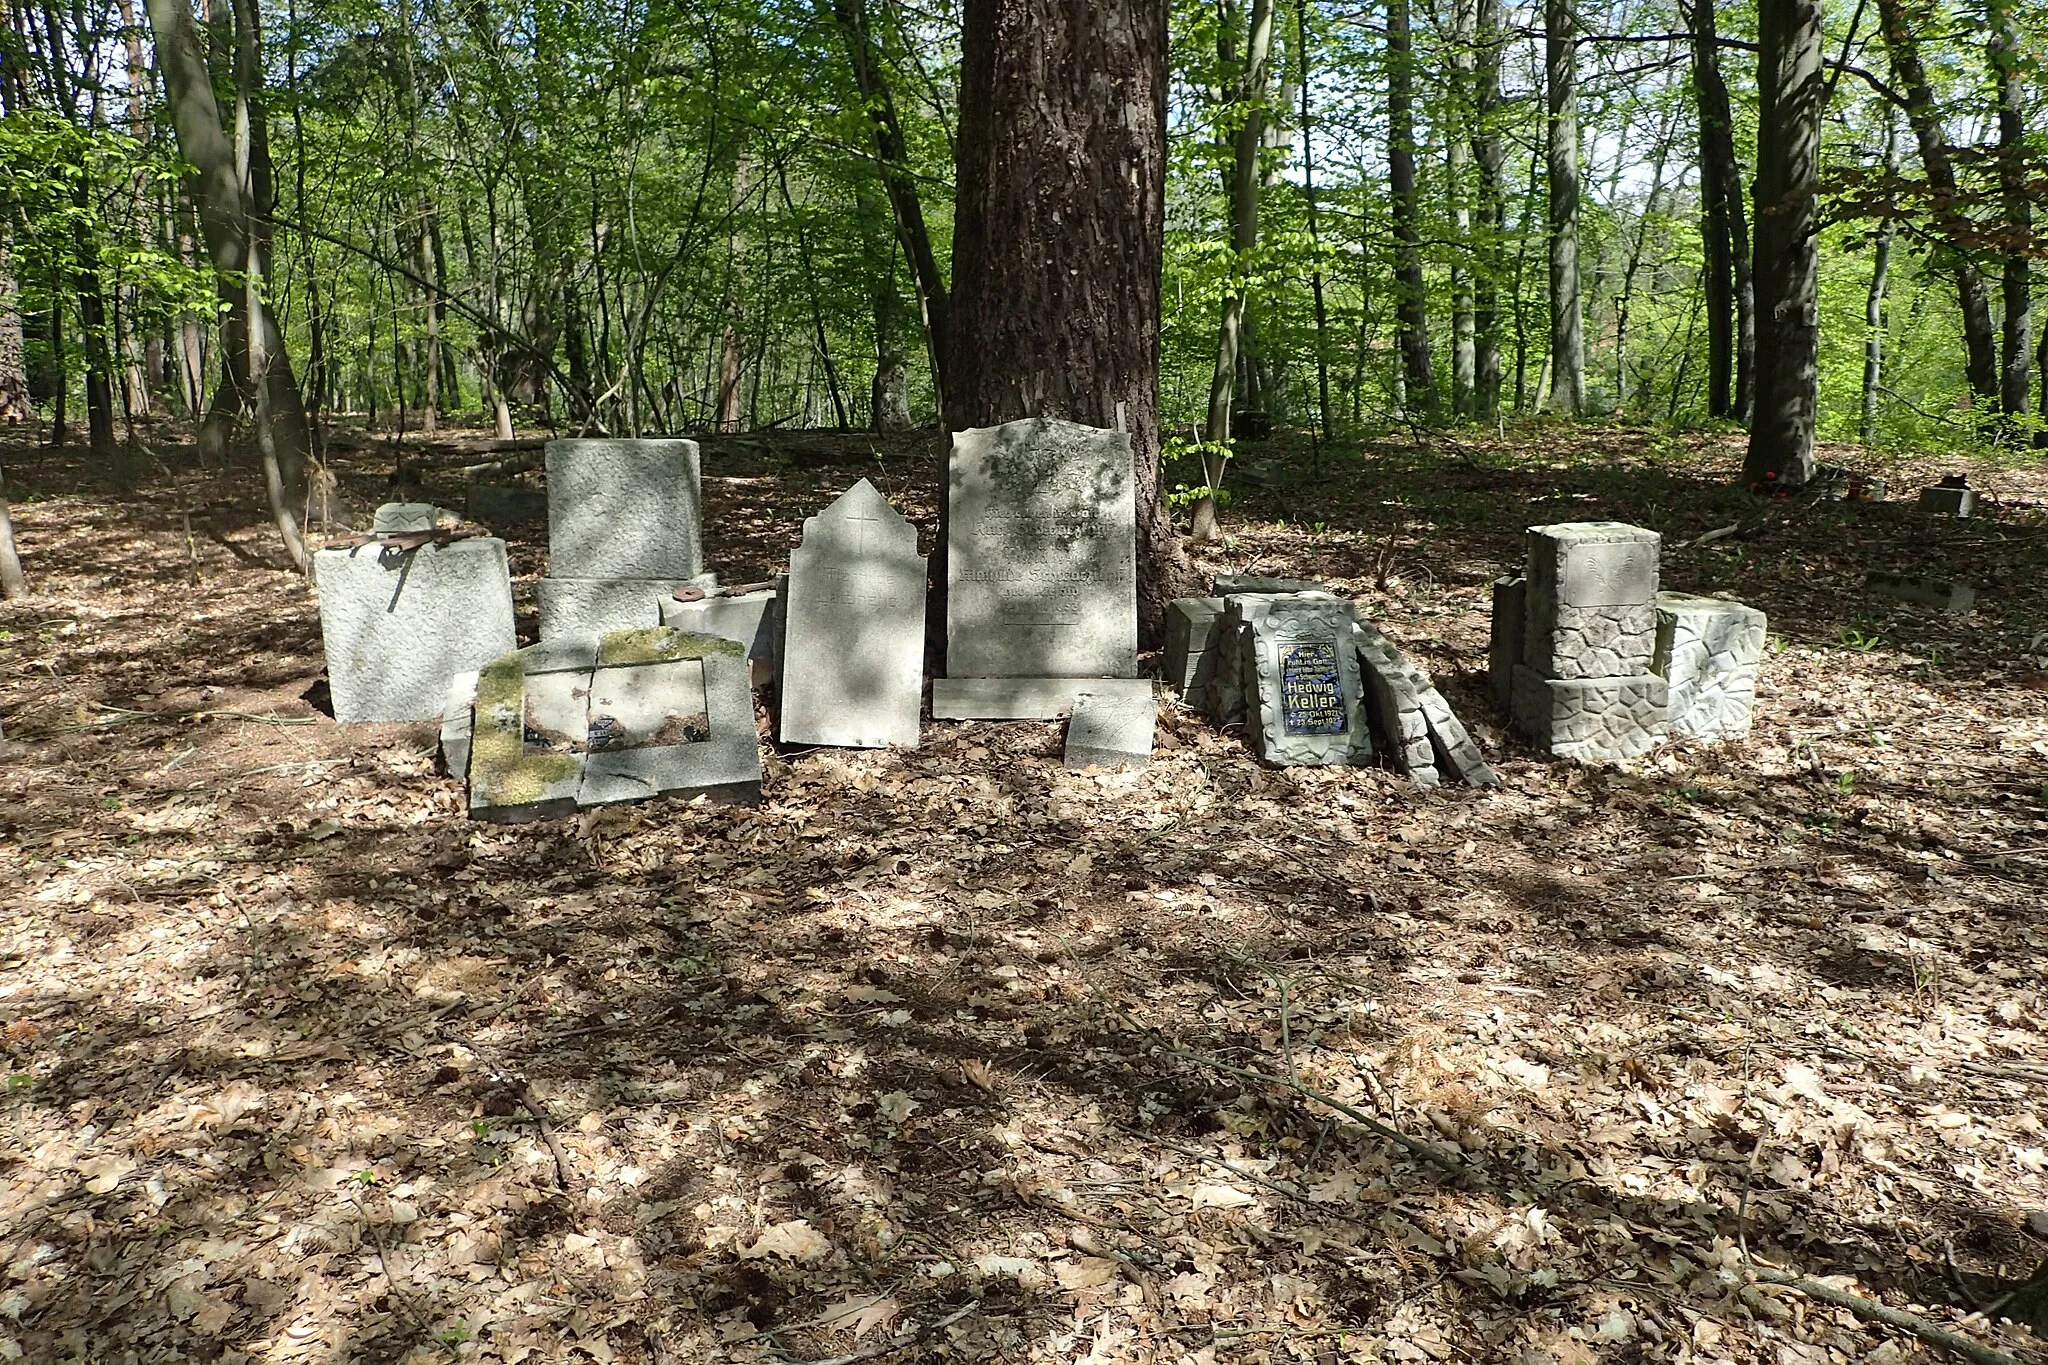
[443,626,761,821]
[313,509,517,723]
[537,439,717,638]
[1352,622,1498,787]
[1495,522,1769,759]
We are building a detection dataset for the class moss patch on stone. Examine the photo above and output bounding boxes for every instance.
[467,651,583,807]
[597,627,742,667]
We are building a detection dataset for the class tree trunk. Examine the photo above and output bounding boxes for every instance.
[1544,0,1583,416]
[1448,0,1477,421]
[949,0,1195,645]
[818,0,951,414]
[1388,0,1436,417]
[1987,0,2030,426]
[1875,0,1999,408]
[1471,0,1504,424]
[1862,118,1896,448]
[146,0,311,569]
[1299,0,1335,438]
[1744,0,1825,490]
[1195,0,1275,543]
[1688,0,1753,421]
[0,241,29,425]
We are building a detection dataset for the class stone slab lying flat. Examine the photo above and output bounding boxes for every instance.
[932,677,1112,720]
[1243,596,1372,767]
[314,537,517,723]
[1064,681,1158,770]
[546,438,704,579]
[1164,598,1225,705]
[1488,576,1526,710]
[1917,486,1977,518]
[1212,574,1331,596]
[1510,665,1667,763]
[1865,572,1975,613]
[1522,522,1660,679]
[578,651,760,807]
[1654,593,1767,741]
[538,574,718,639]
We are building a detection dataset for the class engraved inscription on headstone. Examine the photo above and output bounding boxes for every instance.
[1557,540,1660,608]
[1280,638,1346,735]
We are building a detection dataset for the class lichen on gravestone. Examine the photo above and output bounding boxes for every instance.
[597,627,744,667]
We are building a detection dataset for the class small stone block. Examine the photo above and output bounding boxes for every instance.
[1164,598,1225,705]
[1917,486,1977,518]
[538,574,718,639]
[314,537,517,723]
[1489,577,1526,710]
[371,501,454,534]
[1212,574,1331,596]
[1511,665,1667,762]
[1865,572,1975,613]
[1654,593,1767,741]
[1063,681,1157,770]
[932,677,1111,720]
[1352,622,1437,785]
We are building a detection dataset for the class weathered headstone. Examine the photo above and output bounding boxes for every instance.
[1487,576,1526,710]
[1164,598,1225,706]
[944,418,1137,700]
[1205,591,1342,728]
[1865,572,1975,613]
[778,480,926,749]
[1509,522,1668,762]
[1653,593,1767,741]
[464,627,759,820]
[1917,481,1977,518]
[1063,681,1157,770]
[314,537,517,723]
[1242,596,1372,767]
[662,587,780,686]
[537,438,708,639]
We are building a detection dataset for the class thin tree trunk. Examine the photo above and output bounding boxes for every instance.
[1298,0,1335,439]
[1875,0,1999,408]
[1471,0,1504,423]
[1544,0,1583,415]
[1195,0,1275,543]
[1615,109,1675,411]
[1448,0,1477,420]
[1861,117,1896,448]
[1744,0,1826,490]
[1987,0,2030,425]
[1389,0,1437,416]
[0,241,28,424]
[949,0,1196,646]
[1688,0,1745,419]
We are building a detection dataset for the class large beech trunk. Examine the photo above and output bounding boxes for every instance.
[948,0,1195,647]
[1744,0,1825,490]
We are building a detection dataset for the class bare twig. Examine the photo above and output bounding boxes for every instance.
[805,1302,980,1365]
[1750,1267,2026,1365]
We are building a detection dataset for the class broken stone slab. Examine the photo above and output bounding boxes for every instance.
[371,501,458,535]
[1488,576,1526,710]
[931,677,1112,720]
[777,479,927,750]
[438,669,479,780]
[1510,666,1667,763]
[1242,596,1372,767]
[1352,623,1438,786]
[1164,597,1225,706]
[1063,681,1157,770]
[538,572,718,639]
[1917,485,1978,518]
[313,537,517,723]
[1212,574,1332,596]
[546,438,705,580]
[1865,572,1975,613]
[661,587,780,686]
[466,649,585,822]
[1417,688,1500,788]
[1522,522,1660,679]
[1654,593,1767,741]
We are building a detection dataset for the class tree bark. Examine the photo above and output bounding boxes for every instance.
[1471,0,1505,424]
[0,241,29,425]
[1744,0,1825,490]
[1544,0,1583,415]
[1448,0,1477,420]
[1874,0,1999,408]
[1862,118,1895,448]
[949,0,1195,645]
[1298,0,1335,438]
[1389,0,1436,417]
[147,0,311,569]
[1195,0,1275,543]
[1688,0,1753,421]
[1987,0,2030,425]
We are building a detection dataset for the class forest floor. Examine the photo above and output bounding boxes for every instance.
[1,419,2046,1365]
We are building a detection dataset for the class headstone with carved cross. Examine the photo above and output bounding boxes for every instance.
[777,480,927,748]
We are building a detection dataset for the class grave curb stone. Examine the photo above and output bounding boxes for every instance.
[1243,597,1372,767]
[1164,598,1225,706]
[1063,681,1158,770]
[577,649,762,807]
[466,648,585,823]
[1351,622,1439,786]
[545,438,704,579]
[1488,576,1527,710]
[1865,572,1975,613]
[537,573,718,640]
[1653,592,1767,741]
[1417,688,1501,788]
[1510,665,1667,763]
[313,537,517,723]
[1211,574,1332,596]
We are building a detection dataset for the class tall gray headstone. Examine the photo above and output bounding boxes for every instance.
[545,439,704,579]
[778,480,926,749]
[945,418,1137,681]
[314,538,517,723]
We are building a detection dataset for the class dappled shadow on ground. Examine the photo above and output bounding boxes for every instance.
[0,422,2044,1363]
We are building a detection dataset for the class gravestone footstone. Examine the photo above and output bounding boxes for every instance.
[538,573,719,639]
[931,677,1104,720]
[1063,681,1157,770]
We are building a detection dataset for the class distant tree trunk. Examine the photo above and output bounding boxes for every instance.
[1448,0,1476,420]
[1544,0,1583,416]
[1689,0,1753,421]
[1195,0,1275,543]
[1388,0,1436,417]
[949,0,1195,645]
[1862,119,1896,448]
[1744,0,1825,490]
[147,0,311,570]
[1298,0,1336,437]
[1616,112,1675,411]
[1987,0,2030,426]
[1875,0,1998,409]
[0,242,28,425]
[1471,0,1505,424]
[818,0,951,414]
